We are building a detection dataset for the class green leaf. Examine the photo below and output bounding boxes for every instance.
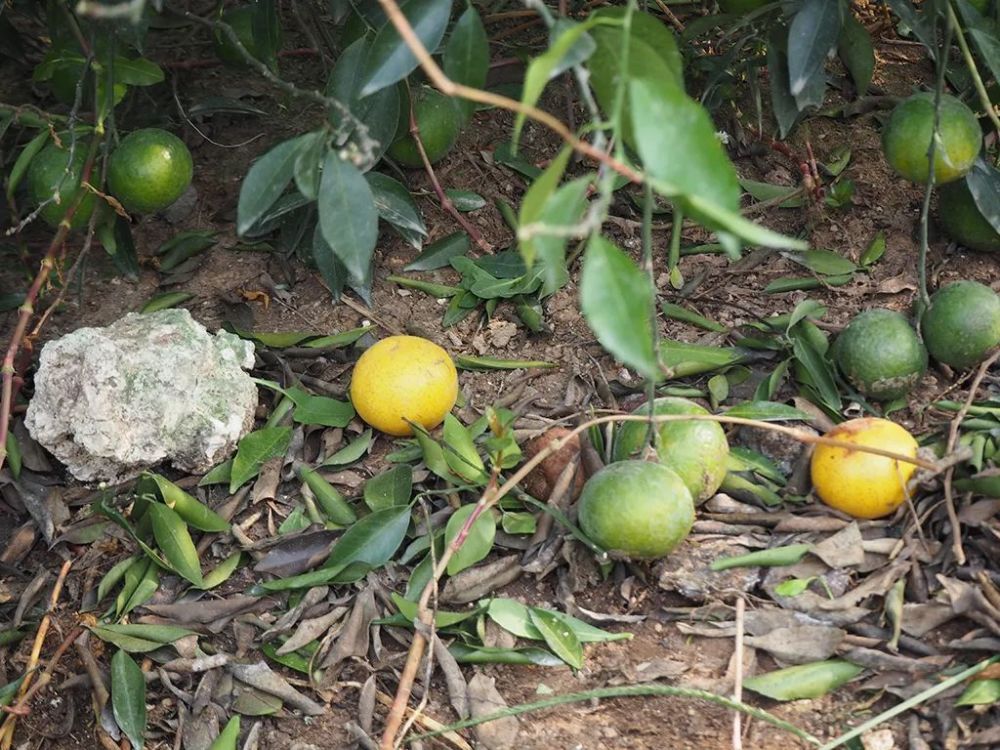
[111,650,147,750]
[140,291,194,314]
[501,511,537,535]
[533,176,590,297]
[97,555,140,603]
[442,414,487,483]
[293,130,326,200]
[860,231,886,268]
[6,130,49,200]
[774,577,815,597]
[518,147,572,268]
[360,0,452,96]
[445,189,486,212]
[147,473,229,532]
[237,136,306,235]
[789,323,841,412]
[405,232,469,271]
[113,56,164,85]
[286,387,355,428]
[92,623,194,652]
[367,172,428,247]
[628,76,741,251]
[837,11,874,97]
[230,426,292,493]
[5,432,20,479]
[320,429,373,467]
[956,678,1000,707]
[486,598,629,643]
[449,643,565,667]
[739,178,804,208]
[444,505,496,575]
[723,401,811,422]
[318,151,378,283]
[744,659,862,701]
[708,373,729,408]
[199,459,233,486]
[453,354,555,370]
[660,302,726,332]
[262,506,411,591]
[201,551,243,589]
[364,464,413,511]
[443,5,488,121]
[302,326,371,349]
[251,0,281,70]
[965,157,1000,235]
[788,0,844,104]
[660,339,747,378]
[147,503,204,586]
[208,715,241,750]
[529,607,584,669]
[783,248,858,277]
[389,592,478,627]
[764,274,853,294]
[580,235,659,381]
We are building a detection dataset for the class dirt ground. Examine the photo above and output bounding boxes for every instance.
[2,3,999,750]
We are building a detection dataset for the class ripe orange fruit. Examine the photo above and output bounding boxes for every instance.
[882,93,981,184]
[107,129,193,214]
[810,418,919,519]
[577,460,694,559]
[349,335,458,436]
[26,141,97,230]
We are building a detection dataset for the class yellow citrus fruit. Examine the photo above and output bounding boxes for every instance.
[881,93,981,185]
[107,128,193,214]
[349,335,458,436]
[810,417,919,519]
[577,460,694,560]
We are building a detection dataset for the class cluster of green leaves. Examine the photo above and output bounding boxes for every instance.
[236,0,487,303]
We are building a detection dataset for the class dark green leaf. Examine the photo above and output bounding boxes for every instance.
[237,136,306,236]
[412,424,459,481]
[739,178,804,208]
[501,511,536,535]
[318,151,379,282]
[787,298,827,330]
[147,503,204,586]
[744,659,862,701]
[445,189,486,211]
[660,302,726,332]
[453,354,555,370]
[442,414,487,483]
[286,387,355,428]
[449,643,565,666]
[6,130,49,200]
[764,274,853,293]
[767,29,801,138]
[389,592,478,627]
[580,235,659,381]
[486,598,629,643]
[860,231,886,267]
[444,504,496,575]
[321,429,373,467]
[208,715,241,750]
[148,473,229,532]
[302,326,371,349]
[251,0,281,70]
[97,555,140,603]
[784,249,858,276]
[140,291,194,314]
[364,465,413,511]
[659,339,746,378]
[111,650,147,749]
[787,0,844,104]
[789,324,841,411]
[367,172,427,246]
[389,275,463,297]
[230,427,292,493]
[201,551,242,589]
[518,146,571,268]
[443,5,488,120]
[966,157,1000,234]
[405,232,469,271]
[293,131,326,200]
[5,432,20,479]
[199,460,232,486]
[533,176,590,297]
[723,401,812,421]
[113,56,164,85]
[92,623,194,652]
[361,0,452,96]
[838,12,874,96]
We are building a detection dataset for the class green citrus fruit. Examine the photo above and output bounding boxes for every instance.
[26,142,97,230]
[107,129,193,214]
[834,309,927,400]
[612,397,729,503]
[882,93,981,184]
[718,0,771,12]
[213,6,282,66]
[922,280,1000,369]
[577,460,694,560]
[937,178,1000,252]
[387,86,462,167]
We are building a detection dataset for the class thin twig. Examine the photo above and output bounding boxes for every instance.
[947,2,1000,150]
[942,349,1000,565]
[732,597,745,750]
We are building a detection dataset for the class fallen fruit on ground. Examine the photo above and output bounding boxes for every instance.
[349,335,458,436]
[213,5,281,66]
[922,280,1000,369]
[810,417,919,519]
[387,86,463,168]
[107,128,194,214]
[611,397,729,503]
[577,460,694,560]
[881,92,981,184]
[26,141,98,230]
[523,427,585,501]
[937,178,1000,253]
[833,308,927,400]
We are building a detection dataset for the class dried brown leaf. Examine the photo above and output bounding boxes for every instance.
[467,673,519,750]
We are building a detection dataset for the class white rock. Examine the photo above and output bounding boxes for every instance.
[25,309,257,483]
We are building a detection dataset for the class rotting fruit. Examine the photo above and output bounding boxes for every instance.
[26,141,98,230]
[881,92,981,185]
[833,309,927,401]
[611,397,729,503]
[349,335,458,436]
[937,178,1000,253]
[810,417,919,519]
[577,460,694,559]
[387,86,463,168]
[922,280,1000,369]
[107,128,194,215]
